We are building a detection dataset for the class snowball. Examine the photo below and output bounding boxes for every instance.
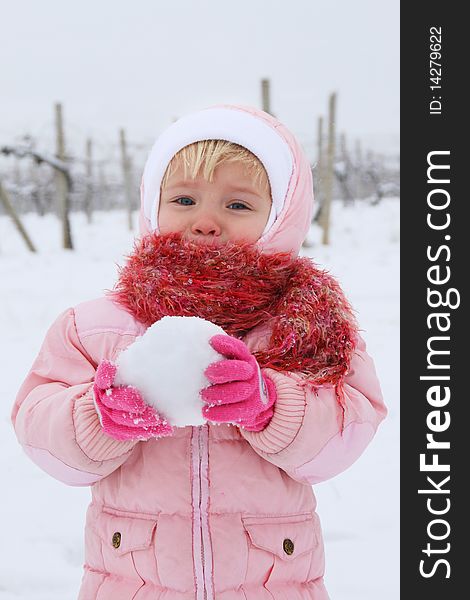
[114,316,225,427]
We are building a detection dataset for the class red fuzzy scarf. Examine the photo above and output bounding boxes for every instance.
[110,232,358,402]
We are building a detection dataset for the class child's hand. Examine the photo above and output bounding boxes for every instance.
[93,360,174,441]
[201,335,276,432]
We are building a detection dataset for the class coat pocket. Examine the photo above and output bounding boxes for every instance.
[90,509,159,593]
[241,512,324,595]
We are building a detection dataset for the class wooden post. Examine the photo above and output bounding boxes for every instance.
[340,132,347,161]
[84,138,93,223]
[120,128,133,231]
[0,181,36,252]
[321,92,337,245]
[55,103,73,249]
[261,79,271,115]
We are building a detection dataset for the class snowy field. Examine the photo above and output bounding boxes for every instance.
[0,198,399,599]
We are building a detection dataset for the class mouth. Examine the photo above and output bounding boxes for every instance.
[185,236,225,247]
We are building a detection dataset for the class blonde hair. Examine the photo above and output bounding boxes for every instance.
[161,139,270,192]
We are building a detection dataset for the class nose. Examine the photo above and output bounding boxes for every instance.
[190,213,222,239]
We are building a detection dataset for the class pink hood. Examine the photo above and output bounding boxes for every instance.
[138,104,314,256]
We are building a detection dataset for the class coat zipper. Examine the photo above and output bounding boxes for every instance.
[192,424,214,600]
[199,431,207,600]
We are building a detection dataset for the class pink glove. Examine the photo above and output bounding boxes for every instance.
[93,360,174,441]
[201,335,276,432]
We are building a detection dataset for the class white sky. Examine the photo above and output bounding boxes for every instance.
[1,0,399,159]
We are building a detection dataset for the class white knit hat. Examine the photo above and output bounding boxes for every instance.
[142,107,294,235]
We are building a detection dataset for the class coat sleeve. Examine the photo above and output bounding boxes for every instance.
[239,335,387,485]
[11,308,138,487]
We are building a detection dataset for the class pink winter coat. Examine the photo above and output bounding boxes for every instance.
[12,106,387,599]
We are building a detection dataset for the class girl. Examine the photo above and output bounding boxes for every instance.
[12,105,387,599]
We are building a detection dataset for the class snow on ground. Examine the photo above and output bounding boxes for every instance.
[0,199,399,599]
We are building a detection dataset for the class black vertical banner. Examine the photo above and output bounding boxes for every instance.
[401,4,465,597]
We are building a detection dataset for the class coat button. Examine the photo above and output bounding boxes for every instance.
[112,532,121,549]
[283,538,294,555]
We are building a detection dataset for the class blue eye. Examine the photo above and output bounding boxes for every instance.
[228,202,249,210]
[175,197,194,206]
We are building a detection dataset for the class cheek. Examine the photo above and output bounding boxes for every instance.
[230,215,267,243]
[157,203,183,233]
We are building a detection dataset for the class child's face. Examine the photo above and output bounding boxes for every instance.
[159,159,272,244]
